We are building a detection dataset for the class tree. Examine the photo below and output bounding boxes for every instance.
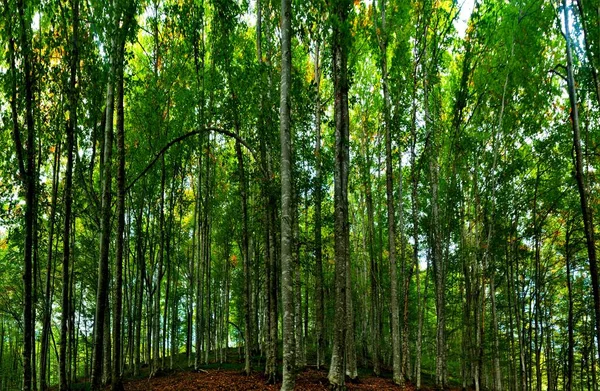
[280,0,295,388]
[328,0,352,389]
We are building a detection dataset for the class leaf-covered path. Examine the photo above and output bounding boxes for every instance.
[121,368,443,390]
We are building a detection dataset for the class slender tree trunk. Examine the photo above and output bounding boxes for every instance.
[60,2,79,389]
[237,129,252,376]
[280,0,295,385]
[10,0,36,387]
[328,1,351,389]
[294,205,305,369]
[112,9,130,385]
[566,222,574,391]
[195,151,204,370]
[411,77,422,391]
[563,0,600,358]
[41,140,61,391]
[362,123,379,376]
[378,0,401,384]
[313,38,325,371]
[134,204,145,376]
[91,28,116,391]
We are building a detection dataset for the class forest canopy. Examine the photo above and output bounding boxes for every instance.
[0,0,599,390]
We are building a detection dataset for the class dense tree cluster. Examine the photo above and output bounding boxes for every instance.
[0,0,599,390]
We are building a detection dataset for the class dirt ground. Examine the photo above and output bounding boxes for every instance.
[122,368,454,390]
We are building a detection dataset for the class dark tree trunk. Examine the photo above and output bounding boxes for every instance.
[563,0,600,360]
[40,141,61,391]
[60,1,79,388]
[112,3,134,384]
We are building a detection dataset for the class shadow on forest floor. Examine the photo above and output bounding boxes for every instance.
[61,352,463,390]
[121,367,446,390]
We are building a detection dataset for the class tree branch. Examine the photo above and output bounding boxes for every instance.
[125,126,257,192]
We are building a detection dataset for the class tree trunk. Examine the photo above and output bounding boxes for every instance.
[566,221,574,391]
[563,0,600,359]
[40,139,61,391]
[11,0,36,387]
[280,0,295,385]
[60,2,79,389]
[313,38,325,371]
[91,28,116,391]
[112,6,131,383]
[378,0,402,384]
[361,120,379,376]
[328,1,351,389]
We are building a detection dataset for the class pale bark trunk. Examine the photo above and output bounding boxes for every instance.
[280,0,295,385]
[91,29,115,391]
[328,1,351,389]
[313,39,325,371]
[566,222,574,391]
[378,0,402,384]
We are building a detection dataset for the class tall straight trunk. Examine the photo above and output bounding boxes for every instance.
[224,240,231,362]
[328,1,351,389]
[533,170,542,391]
[313,38,325,371]
[566,222,574,391]
[362,126,379,376]
[195,151,204,370]
[41,141,61,391]
[9,0,36,387]
[153,160,166,374]
[490,272,501,391]
[378,0,401,384]
[280,0,295,386]
[345,228,358,380]
[103,298,112,384]
[563,0,600,357]
[425,55,445,391]
[112,10,130,385]
[404,51,419,383]
[60,2,79,389]
[134,204,145,376]
[202,148,212,365]
[411,82,422,391]
[294,205,306,368]
[91,30,115,391]
[416,261,430,390]
[266,204,279,383]
[237,133,251,375]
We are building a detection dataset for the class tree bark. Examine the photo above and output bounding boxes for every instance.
[566,220,574,391]
[280,0,296,386]
[60,1,79,389]
[563,0,600,361]
[328,1,351,388]
[112,2,134,383]
[11,0,36,387]
[40,141,61,391]
[91,28,115,391]
[313,38,325,372]
[378,0,402,384]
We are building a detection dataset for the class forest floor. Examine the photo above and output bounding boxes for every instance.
[64,352,461,390]
[121,367,412,390]
[117,362,462,391]
[119,367,455,390]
